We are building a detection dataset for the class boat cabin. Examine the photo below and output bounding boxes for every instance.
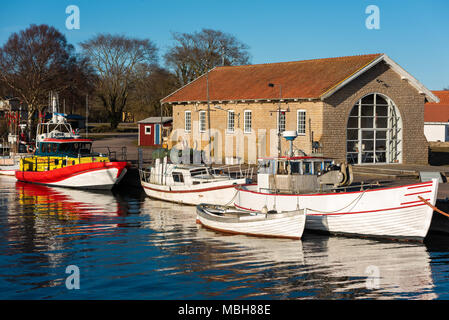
[36,138,94,157]
[258,156,334,176]
[257,156,337,193]
[141,157,249,187]
[144,161,228,186]
[20,138,109,172]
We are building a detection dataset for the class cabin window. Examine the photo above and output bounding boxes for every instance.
[313,161,322,174]
[303,162,312,174]
[190,168,208,177]
[185,111,191,132]
[51,144,57,153]
[145,126,151,135]
[172,172,184,183]
[79,143,92,154]
[59,143,72,153]
[199,111,206,133]
[290,161,300,174]
[244,110,252,133]
[297,110,306,135]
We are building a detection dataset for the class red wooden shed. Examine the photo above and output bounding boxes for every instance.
[138,117,173,147]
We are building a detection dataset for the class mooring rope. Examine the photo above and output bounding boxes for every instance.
[418,196,449,218]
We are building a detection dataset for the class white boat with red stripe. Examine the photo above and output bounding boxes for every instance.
[234,156,439,241]
[196,203,306,240]
[140,157,253,205]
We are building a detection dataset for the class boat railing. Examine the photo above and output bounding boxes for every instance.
[138,163,254,184]
[20,155,109,172]
[93,146,127,161]
[209,164,255,180]
[257,181,388,194]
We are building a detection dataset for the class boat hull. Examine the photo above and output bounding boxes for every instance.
[141,178,249,205]
[234,179,439,241]
[196,205,305,239]
[15,161,128,190]
[0,167,18,176]
[0,160,20,176]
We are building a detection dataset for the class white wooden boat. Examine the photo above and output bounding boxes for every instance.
[234,156,439,241]
[196,203,306,240]
[0,158,19,176]
[139,156,253,205]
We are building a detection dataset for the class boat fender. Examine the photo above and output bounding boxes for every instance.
[267,210,278,214]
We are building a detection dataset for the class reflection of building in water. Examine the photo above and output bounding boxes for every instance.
[301,236,436,299]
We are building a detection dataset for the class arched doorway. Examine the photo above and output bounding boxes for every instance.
[346,93,402,164]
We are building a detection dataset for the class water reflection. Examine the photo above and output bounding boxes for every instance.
[140,198,437,299]
[0,176,448,299]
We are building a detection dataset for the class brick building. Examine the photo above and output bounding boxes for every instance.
[161,54,438,165]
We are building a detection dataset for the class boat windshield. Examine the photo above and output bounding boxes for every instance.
[190,168,210,177]
[37,142,92,156]
[258,158,334,175]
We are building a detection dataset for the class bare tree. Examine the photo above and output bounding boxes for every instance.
[80,34,158,129]
[164,28,251,86]
[128,64,178,120]
[0,24,93,130]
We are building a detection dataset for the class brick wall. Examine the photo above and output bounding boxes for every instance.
[170,100,324,163]
[322,61,428,165]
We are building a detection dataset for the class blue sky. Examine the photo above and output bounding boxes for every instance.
[1,0,448,89]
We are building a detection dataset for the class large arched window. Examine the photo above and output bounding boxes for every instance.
[346,93,402,164]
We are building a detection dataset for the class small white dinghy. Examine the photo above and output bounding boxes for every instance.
[196,204,306,240]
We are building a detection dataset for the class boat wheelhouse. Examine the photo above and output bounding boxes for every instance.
[140,156,253,205]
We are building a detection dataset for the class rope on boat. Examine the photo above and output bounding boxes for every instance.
[304,190,367,214]
[418,196,449,218]
[224,187,240,207]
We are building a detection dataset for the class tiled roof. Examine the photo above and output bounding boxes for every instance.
[161,54,383,103]
[425,90,449,122]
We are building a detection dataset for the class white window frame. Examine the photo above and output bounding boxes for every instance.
[184,111,191,132]
[144,125,151,135]
[277,110,286,134]
[227,110,235,133]
[297,110,306,135]
[199,110,206,133]
[244,110,252,134]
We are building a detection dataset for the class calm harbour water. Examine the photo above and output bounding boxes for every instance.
[1,175,449,300]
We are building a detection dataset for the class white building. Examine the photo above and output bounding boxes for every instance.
[424,90,449,142]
